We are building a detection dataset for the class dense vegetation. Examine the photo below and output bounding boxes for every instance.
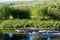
[0,2,60,29]
[1,20,60,29]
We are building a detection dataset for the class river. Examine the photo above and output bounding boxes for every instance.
[1,33,60,40]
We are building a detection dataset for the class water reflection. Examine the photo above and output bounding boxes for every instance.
[29,34,34,40]
[8,33,13,38]
[47,36,51,40]
[28,32,39,40]
[3,33,60,40]
[0,33,3,40]
[3,33,27,40]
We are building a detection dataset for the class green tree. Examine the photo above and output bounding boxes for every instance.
[0,5,11,20]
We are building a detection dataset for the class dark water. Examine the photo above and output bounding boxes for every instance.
[0,33,60,40]
[0,33,3,40]
[3,33,28,40]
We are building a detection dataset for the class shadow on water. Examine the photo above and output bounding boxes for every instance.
[3,33,28,40]
[1,33,60,40]
[0,33,3,40]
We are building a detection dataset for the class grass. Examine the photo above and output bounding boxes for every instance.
[0,19,60,29]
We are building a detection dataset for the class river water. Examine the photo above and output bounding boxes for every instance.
[1,33,60,40]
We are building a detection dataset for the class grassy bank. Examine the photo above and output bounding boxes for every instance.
[0,19,60,29]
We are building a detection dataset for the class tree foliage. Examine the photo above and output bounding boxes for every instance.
[0,5,11,20]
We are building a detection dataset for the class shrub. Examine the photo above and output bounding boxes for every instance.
[31,5,40,19]
[1,20,60,29]
[47,3,60,20]
[0,5,11,20]
[11,6,30,19]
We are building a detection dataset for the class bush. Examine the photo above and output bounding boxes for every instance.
[31,4,49,20]
[11,6,30,19]
[1,20,60,29]
[47,3,60,20]
[31,5,40,19]
[0,5,11,20]
[0,5,31,19]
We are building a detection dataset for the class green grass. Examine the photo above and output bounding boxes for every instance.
[0,19,60,29]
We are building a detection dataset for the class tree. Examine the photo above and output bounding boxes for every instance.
[0,5,11,20]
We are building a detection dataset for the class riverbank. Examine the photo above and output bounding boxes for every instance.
[0,29,27,34]
[0,19,60,29]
